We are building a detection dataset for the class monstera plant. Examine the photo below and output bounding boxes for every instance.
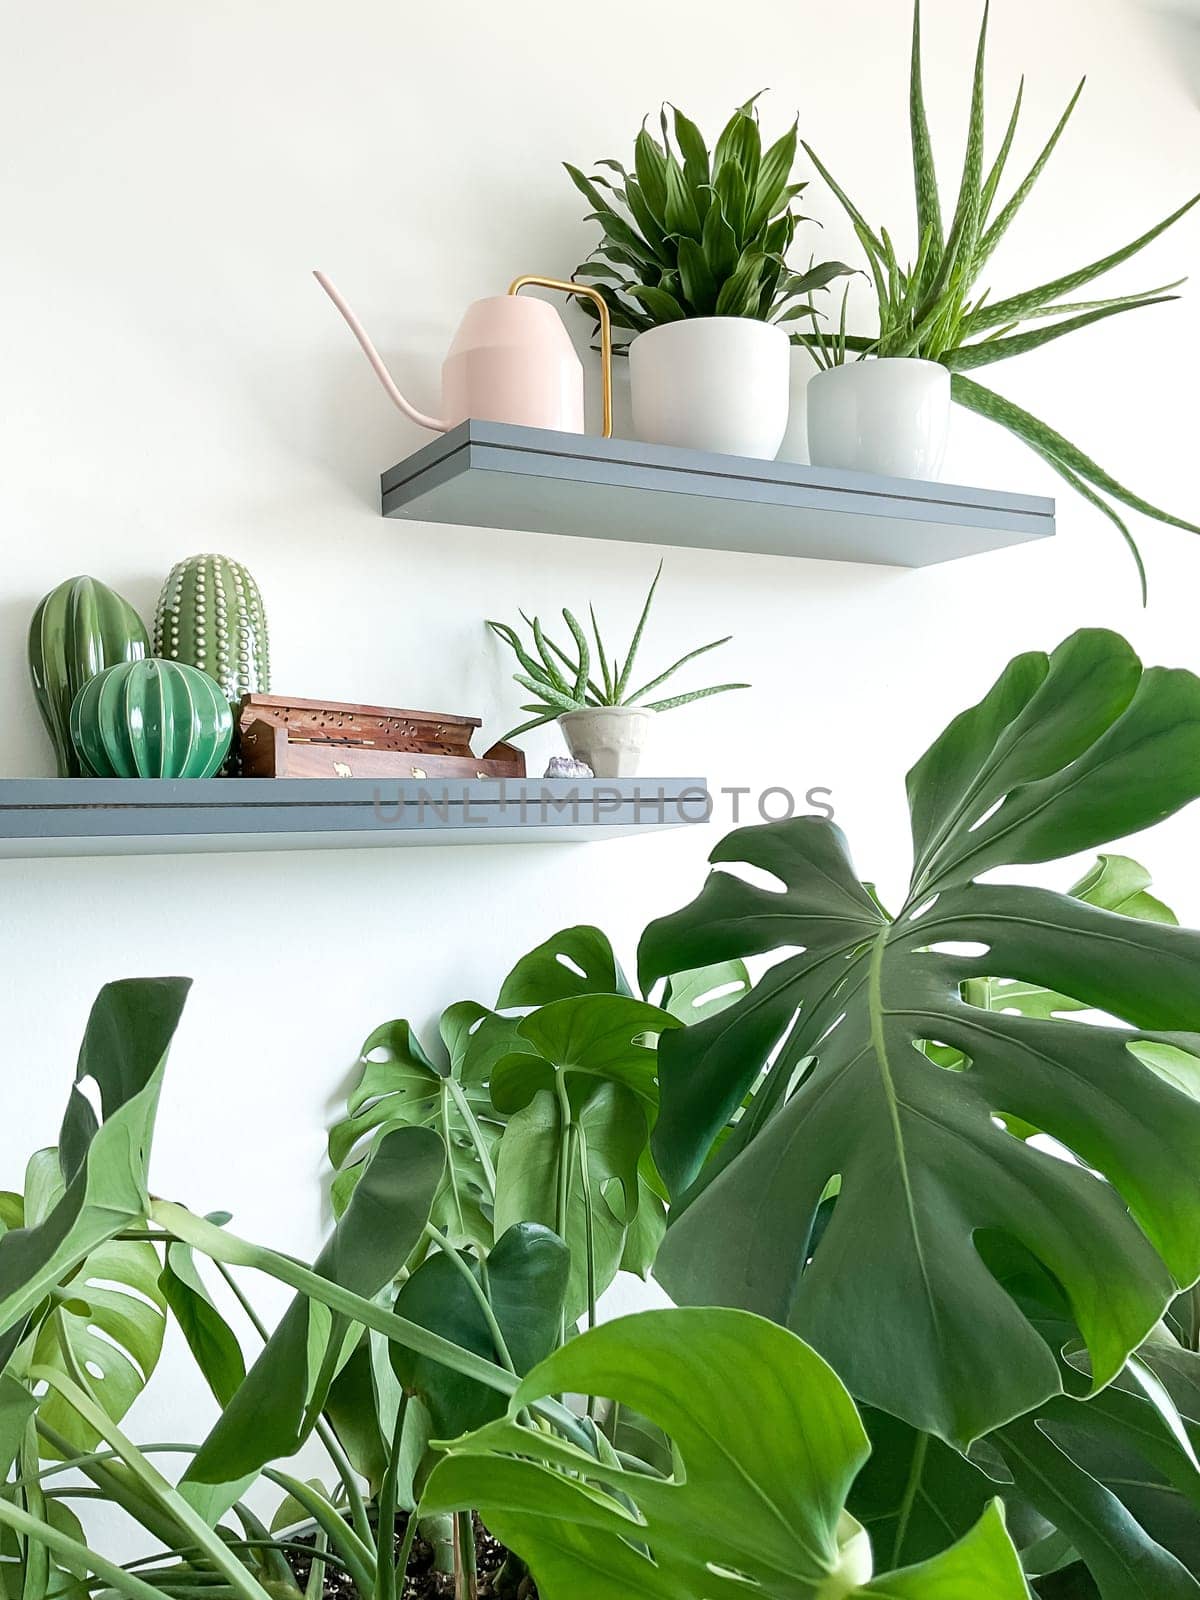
[640,627,1200,1598]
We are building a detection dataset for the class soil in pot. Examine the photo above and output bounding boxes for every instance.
[287,1512,539,1600]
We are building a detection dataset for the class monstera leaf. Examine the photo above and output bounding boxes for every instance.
[639,630,1200,1447]
[11,1151,167,1455]
[497,925,634,1006]
[182,1123,443,1523]
[420,1307,1031,1599]
[0,979,189,1372]
[389,1222,569,1439]
[328,1003,525,1248]
[490,994,679,1322]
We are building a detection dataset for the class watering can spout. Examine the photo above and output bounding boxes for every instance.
[313,270,451,433]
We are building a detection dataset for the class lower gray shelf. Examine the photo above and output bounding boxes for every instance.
[381,420,1055,568]
[0,777,709,858]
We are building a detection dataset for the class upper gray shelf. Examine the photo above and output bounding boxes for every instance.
[381,420,1055,568]
[0,777,707,859]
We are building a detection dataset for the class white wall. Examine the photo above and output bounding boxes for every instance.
[2,0,1199,1545]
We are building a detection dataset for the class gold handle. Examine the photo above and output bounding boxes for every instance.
[508,273,613,439]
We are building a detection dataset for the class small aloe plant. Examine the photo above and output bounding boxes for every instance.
[487,562,748,741]
[797,0,1200,597]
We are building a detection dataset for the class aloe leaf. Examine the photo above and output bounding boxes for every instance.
[801,141,886,259]
[975,79,1085,275]
[499,714,554,743]
[634,125,669,227]
[614,563,663,702]
[533,616,599,698]
[919,2,989,320]
[644,683,750,712]
[979,76,1025,227]
[513,673,578,712]
[909,0,944,267]
[946,295,1179,371]
[1020,418,1150,602]
[746,119,798,237]
[531,619,572,696]
[562,611,591,702]
[971,190,1200,332]
[624,637,735,705]
[590,605,614,702]
[489,621,556,691]
[953,373,1200,535]
[969,280,1187,328]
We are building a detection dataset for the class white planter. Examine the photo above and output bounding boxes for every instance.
[806,357,951,480]
[558,706,654,779]
[777,344,815,463]
[629,317,790,459]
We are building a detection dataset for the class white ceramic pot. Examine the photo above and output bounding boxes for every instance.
[806,357,951,480]
[629,317,790,459]
[558,706,654,779]
[776,344,815,463]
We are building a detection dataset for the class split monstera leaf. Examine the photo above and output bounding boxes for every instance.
[640,629,1200,1451]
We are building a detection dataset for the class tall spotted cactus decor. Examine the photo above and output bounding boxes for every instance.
[154,555,270,710]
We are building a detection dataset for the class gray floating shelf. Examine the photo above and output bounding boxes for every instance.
[0,777,708,859]
[381,420,1055,568]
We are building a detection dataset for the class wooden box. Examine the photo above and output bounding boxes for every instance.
[237,695,526,781]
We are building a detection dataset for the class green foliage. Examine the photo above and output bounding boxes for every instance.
[181,1124,445,1524]
[640,629,1200,1450]
[566,97,854,334]
[0,978,189,1371]
[421,1307,1032,1597]
[799,0,1199,594]
[487,561,748,740]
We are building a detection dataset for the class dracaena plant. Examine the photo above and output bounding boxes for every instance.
[566,97,853,334]
[486,561,748,741]
[639,627,1200,1599]
[797,0,1200,596]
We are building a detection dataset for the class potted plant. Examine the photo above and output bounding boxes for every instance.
[566,99,852,459]
[796,0,1199,596]
[486,562,748,776]
[6,630,1200,1599]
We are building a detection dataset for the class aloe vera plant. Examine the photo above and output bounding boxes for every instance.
[486,562,748,741]
[566,97,853,335]
[798,0,1199,596]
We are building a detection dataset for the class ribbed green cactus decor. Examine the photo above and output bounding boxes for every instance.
[153,554,270,707]
[70,659,233,779]
[28,576,150,776]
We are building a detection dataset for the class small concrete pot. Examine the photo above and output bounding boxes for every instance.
[557,706,654,778]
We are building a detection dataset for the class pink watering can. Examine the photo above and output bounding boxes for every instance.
[314,271,613,437]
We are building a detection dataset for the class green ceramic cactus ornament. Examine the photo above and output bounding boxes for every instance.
[153,554,270,707]
[70,659,233,779]
[28,576,150,776]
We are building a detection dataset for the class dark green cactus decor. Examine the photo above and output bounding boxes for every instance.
[28,576,150,776]
[70,659,233,779]
[153,554,270,707]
